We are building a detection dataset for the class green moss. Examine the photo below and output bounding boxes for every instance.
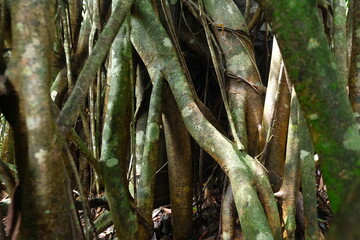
[343,124,360,151]
[334,14,346,26]
[307,113,319,120]
[307,38,320,50]
[256,232,273,240]
[284,205,296,228]
[300,150,310,161]
[356,28,360,39]
[324,177,342,213]
[148,124,160,140]
[106,158,119,168]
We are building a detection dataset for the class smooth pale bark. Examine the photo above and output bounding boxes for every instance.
[262,38,283,142]
[265,38,319,239]
[6,0,72,239]
[131,0,274,238]
[262,38,291,192]
[257,0,360,213]
[163,89,193,240]
[98,17,137,239]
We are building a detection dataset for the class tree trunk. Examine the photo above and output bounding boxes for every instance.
[98,16,137,240]
[131,0,275,238]
[6,0,72,238]
[258,0,360,214]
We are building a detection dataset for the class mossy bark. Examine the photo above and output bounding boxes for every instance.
[332,0,348,86]
[98,17,137,239]
[276,89,301,240]
[349,0,360,123]
[258,0,360,213]
[328,179,360,240]
[57,0,135,135]
[131,0,274,238]
[328,3,360,239]
[134,63,150,187]
[7,0,72,238]
[203,0,265,156]
[137,75,164,239]
[201,1,281,237]
[93,210,113,237]
[298,100,320,240]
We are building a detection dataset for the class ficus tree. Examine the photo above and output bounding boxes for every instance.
[0,0,358,239]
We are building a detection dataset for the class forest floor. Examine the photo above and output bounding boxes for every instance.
[95,166,332,240]
[0,166,332,239]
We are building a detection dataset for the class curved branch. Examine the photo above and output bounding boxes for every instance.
[57,0,135,135]
[131,0,274,238]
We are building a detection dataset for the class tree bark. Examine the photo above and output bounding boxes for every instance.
[57,0,135,135]
[262,38,291,192]
[163,88,193,240]
[349,0,360,122]
[98,16,137,239]
[131,0,275,238]
[6,0,72,238]
[332,0,348,86]
[257,0,360,214]
[137,75,164,239]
